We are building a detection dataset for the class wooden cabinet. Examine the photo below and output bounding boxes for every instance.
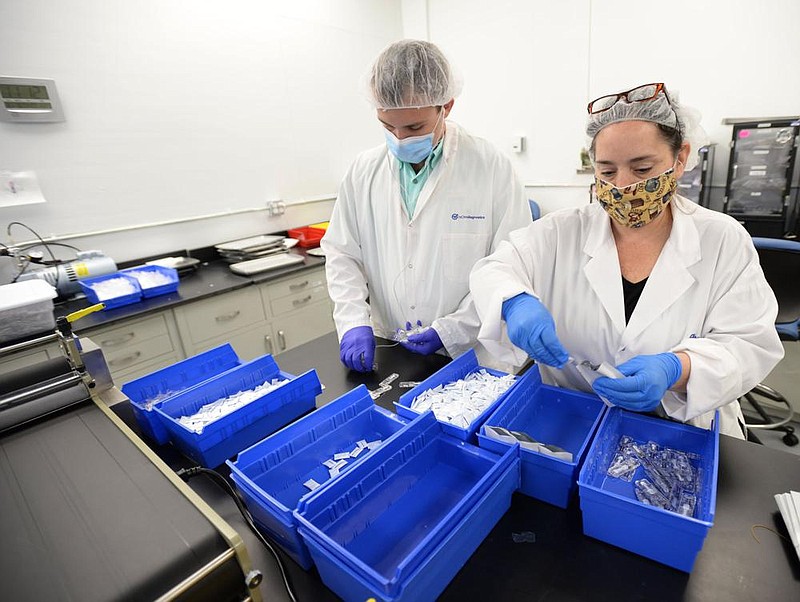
[78,311,184,384]
[174,267,334,361]
[259,268,334,356]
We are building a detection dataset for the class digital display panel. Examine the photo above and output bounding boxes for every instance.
[0,84,50,100]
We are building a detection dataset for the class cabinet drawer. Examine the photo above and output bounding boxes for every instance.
[104,333,174,374]
[177,287,266,345]
[272,302,335,355]
[270,286,329,317]
[0,346,57,375]
[189,323,274,362]
[265,269,326,301]
[85,314,172,350]
[112,352,183,387]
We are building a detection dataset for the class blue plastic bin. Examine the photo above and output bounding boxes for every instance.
[294,412,520,602]
[121,344,242,444]
[394,349,516,442]
[478,366,606,508]
[79,273,142,309]
[154,354,322,467]
[227,385,408,569]
[577,408,719,572]
[121,265,180,298]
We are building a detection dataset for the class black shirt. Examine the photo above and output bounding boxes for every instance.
[622,276,648,324]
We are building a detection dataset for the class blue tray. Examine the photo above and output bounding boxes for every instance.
[228,385,408,569]
[295,412,519,602]
[154,354,322,467]
[121,265,179,298]
[79,272,142,309]
[394,349,516,442]
[121,344,241,444]
[577,408,719,572]
[478,366,606,508]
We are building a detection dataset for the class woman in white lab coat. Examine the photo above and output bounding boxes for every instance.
[322,40,528,372]
[469,83,784,438]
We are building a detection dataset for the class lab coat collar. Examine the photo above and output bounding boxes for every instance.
[622,200,701,343]
[583,205,626,333]
[583,198,702,341]
[403,120,460,221]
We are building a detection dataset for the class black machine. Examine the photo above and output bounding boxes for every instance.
[0,323,262,601]
[722,117,800,238]
[677,144,715,207]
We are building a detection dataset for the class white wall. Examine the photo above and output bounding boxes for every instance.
[0,0,402,261]
[421,0,800,214]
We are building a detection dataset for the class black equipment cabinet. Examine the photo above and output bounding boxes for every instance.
[678,144,715,206]
[723,118,800,237]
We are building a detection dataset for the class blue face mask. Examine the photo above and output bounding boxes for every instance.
[384,110,443,164]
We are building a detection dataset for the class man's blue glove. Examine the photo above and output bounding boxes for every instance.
[339,326,375,372]
[501,293,568,368]
[592,353,682,412]
[399,321,443,355]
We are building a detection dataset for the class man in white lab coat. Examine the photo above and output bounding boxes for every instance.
[322,40,528,371]
[469,83,784,438]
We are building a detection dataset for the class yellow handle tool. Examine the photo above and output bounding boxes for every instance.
[66,303,105,323]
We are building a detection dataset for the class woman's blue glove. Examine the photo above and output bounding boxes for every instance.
[339,326,375,372]
[501,293,569,368]
[592,353,682,411]
[399,321,443,355]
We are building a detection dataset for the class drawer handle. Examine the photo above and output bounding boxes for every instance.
[278,330,286,351]
[101,332,135,347]
[289,280,309,291]
[292,295,313,307]
[264,334,273,354]
[215,310,241,322]
[109,351,141,366]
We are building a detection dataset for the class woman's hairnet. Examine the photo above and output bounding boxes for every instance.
[367,39,463,110]
[586,86,709,170]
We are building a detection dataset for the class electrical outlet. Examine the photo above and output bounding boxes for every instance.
[266,200,286,217]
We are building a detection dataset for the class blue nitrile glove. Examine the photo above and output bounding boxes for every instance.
[591,353,682,412]
[501,293,569,368]
[339,326,375,372]
[399,321,443,355]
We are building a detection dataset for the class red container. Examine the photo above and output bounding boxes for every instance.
[287,226,326,248]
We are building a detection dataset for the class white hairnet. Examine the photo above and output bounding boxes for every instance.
[586,86,709,170]
[366,39,463,110]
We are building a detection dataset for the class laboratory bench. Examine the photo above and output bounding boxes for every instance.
[1,249,334,384]
[111,332,800,602]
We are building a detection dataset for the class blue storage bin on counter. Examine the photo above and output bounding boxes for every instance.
[294,411,520,602]
[394,349,516,442]
[154,354,322,467]
[227,385,409,569]
[79,273,142,309]
[577,408,719,572]
[121,265,179,298]
[121,344,242,444]
[477,366,606,508]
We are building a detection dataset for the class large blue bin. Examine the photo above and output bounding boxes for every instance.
[121,344,241,444]
[394,349,516,442]
[577,408,719,572]
[227,385,408,569]
[79,272,142,309]
[294,412,519,602]
[478,366,606,508]
[154,354,321,467]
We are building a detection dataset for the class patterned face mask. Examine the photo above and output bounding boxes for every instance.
[595,166,677,228]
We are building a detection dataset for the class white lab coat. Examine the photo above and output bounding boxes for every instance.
[321,121,529,364]
[469,197,784,438]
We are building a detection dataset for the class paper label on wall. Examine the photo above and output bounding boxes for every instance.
[0,170,47,208]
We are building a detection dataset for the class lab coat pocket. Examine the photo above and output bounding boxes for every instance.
[442,232,490,284]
